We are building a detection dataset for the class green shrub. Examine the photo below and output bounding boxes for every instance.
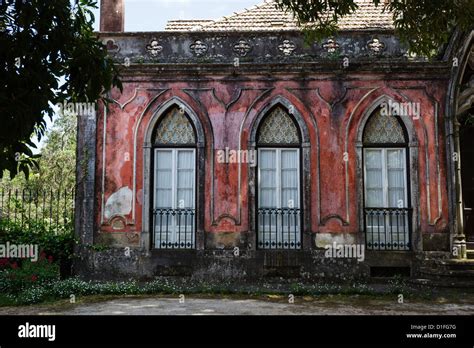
[0,257,59,293]
[0,218,76,263]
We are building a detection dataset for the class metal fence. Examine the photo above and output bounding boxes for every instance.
[152,208,196,249]
[364,208,412,251]
[258,208,301,250]
[0,188,75,234]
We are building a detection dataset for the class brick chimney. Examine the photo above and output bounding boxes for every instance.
[100,0,124,32]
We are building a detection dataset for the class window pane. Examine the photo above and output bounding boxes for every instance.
[260,150,276,169]
[281,150,298,169]
[366,169,383,189]
[260,188,276,208]
[156,189,172,208]
[155,151,173,208]
[178,150,194,169]
[177,150,195,209]
[365,150,383,207]
[387,149,406,208]
[387,149,404,168]
[154,149,196,249]
[156,151,172,169]
[365,150,382,169]
[259,150,277,208]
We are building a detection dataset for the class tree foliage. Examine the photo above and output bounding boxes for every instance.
[0,109,77,190]
[0,0,121,178]
[276,0,474,57]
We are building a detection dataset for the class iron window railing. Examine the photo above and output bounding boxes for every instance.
[258,208,301,250]
[152,208,195,249]
[364,208,412,251]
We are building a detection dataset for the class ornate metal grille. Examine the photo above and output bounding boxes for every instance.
[152,208,195,249]
[258,208,301,249]
[258,106,299,145]
[365,208,412,250]
[363,110,406,144]
[154,107,196,145]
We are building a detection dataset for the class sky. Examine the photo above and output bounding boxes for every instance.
[94,0,261,31]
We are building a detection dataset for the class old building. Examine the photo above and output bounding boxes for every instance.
[74,0,474,281]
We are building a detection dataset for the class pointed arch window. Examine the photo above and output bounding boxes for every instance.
[257,106,302,250]
[152,106,196,249]
[363,108,411,251]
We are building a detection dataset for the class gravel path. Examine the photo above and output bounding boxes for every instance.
[1,295,474,315]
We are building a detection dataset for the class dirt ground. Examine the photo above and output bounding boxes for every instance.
[1,293,474,315]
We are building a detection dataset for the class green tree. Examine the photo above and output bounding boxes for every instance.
[0,110,77,189]
[35,111,77,191]
[276,0,474,57]
[0,0,121,178]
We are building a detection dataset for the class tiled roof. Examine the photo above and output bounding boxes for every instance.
[165,0,394,32]
[165,20,214,31]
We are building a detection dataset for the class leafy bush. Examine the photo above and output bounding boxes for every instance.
[0,256,59,293]
[0,218,76,263]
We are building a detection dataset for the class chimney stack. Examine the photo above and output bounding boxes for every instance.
[100,0,124,32]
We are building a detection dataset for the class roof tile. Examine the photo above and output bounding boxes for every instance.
[165,0,394,32]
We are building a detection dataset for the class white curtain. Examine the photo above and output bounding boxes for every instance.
[154,149,195,247]
[259,149,300,248]
[364,148,408,250]
[177,150,195,209]
[364,149,383,208]
[387,149,405,208]
[259,150,276,208]
[155,150,173,208]
[281,150,299,208]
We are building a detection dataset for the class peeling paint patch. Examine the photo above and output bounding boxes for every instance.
[105,187,133,220]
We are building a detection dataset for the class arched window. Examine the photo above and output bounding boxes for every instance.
[152,106,196,249]
[363,108,411,251]
[257,106,301,250]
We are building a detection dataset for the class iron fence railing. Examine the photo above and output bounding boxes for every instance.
[364,207,412,251]
[0,188,75,234]
[152,208,195,249]
[258,208,301,250]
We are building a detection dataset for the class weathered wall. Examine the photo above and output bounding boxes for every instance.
[75,31,454,280]
[95,76,450,241]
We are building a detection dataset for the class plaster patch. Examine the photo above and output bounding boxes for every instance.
[315,233,357,249]
[104,187,133,220]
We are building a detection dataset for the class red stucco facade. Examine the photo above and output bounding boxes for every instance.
[94,68,450,246]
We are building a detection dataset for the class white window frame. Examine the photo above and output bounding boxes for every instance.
[363,148,408,209]
[153,148,196,249]
[257,148,301,249]
[363,147,409,250]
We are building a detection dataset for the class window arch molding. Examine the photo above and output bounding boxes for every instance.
[356,95,417,148]
[142,97,206,251]
[248,97,311,147]
[247,96,312,250]
[355,95,421,251]
[144,98,205,149]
